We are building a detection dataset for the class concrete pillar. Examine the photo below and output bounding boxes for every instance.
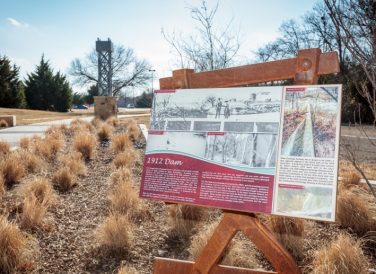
[94,96,117,120]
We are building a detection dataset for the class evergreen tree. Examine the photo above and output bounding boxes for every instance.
[0,55,27,108]
[25,56,72,112]
[136,91,153,108]
[84,85,98,105]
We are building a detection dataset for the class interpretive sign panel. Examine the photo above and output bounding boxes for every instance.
[140,85,342,221]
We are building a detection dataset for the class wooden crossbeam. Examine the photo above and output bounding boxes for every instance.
[159,49,339,89]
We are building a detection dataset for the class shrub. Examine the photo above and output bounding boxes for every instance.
[73,133,97,160]
[0,119,8,128]
[311,233,369,274]
[168,204,207,238]
[336,189,376,235]
[95,213,134,253]
[267,216,305,262]
[113,150,139,169]
[110,168,132,185]
[60,152,87,177]
[0,155,25,187]
[0,140,11,157]
[109,180,148,220]
[52,167,77,192]
[111,133,131,153]
[0,215,36,273]
[98,123,112,142]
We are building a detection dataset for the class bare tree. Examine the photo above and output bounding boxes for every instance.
[70,44,152,96]
[162,0,241,71]
[324,0,376,125]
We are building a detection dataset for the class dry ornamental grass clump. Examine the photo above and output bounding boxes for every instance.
[91,117,103,129]
[52,167,77,192]
[189,221,259,269]
[0,155,26,187]
[267,216,305,262]
[109,180,148,220]
[0,175,5,197]
[34,134,64,162]
[19,137,31,150]
[95,213,134,254]
[311,233,369,274]
[0,215,37,273]
[73,133,97,160]
[113,150,139,169]
[60,152,87,177]
[117,265,138,274]
[168,204,207,237]
[126,122,140,142]
[110,168,133,185]
[20,178,56,208]
[111,133,132,153]
[97,123,113,142]
[336,188,376,235]
[0,140,11,157]
[17,150,44,174]
[106,116,119,127]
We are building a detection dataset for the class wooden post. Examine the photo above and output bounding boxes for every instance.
[154,48,340,274]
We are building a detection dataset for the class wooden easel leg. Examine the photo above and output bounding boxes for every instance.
[191,212,301,274]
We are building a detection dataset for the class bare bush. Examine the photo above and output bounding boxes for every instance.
[311,233,369,274]
[73,133,97,160]
[52,167,77,192]
[95,213,134,253]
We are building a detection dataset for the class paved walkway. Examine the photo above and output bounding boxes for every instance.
[0,114,149,148]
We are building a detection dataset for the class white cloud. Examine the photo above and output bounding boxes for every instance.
[6,17,29,28]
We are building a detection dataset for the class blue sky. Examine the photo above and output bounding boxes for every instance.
[0,0,318,92]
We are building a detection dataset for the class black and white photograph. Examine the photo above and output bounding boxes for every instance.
[151,87,282,133]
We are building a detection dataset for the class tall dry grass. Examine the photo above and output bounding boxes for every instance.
[95,213,134,253]
[0,140,11,157]
[0,215,37,273]
[17,150,45,174]
[106,116,119,127]
[97,123,113,142]
[19,178,56,229]
[73,133,97,160]
[111,133,132,153]
[110,168,132,185]
[19,137,31,150]
[336,188,376,235]
[267,216,305,262]
[311,233,369,274]
[109,180,148,220]
[52,167,77,192]
[168,204,207,238]
[117,265,138,274]
[0,155,26,187]
[127,122,140,142]
[34,133,64,161]
[60,152,87,177]
[189,221,259,269]
[113,150,139,169]
[70,119,96,136]
[0,175,4,197]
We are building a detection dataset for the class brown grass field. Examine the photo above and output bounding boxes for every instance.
[0,117,375,273]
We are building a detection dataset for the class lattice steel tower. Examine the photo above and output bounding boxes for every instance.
[96,38,113,96]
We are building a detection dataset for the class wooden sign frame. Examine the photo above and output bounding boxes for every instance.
[154,48,340,274]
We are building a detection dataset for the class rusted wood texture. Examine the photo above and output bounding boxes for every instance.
[154,48,340,274]
[159,49,339,89]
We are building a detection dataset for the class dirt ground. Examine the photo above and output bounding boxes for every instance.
[0,120,375,273]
